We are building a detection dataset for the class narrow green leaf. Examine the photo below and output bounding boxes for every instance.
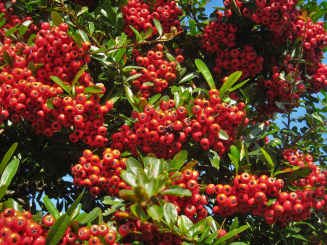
[189,19,196,36]
[163,203,178,227]
[51,12,64,26]
[147,204,163,220]
[219,129,229,140]
[84,86,102,94]
[129,25,142,42]
[76,29,90,42]
[72,33,83,48]
[50,76,71,95]
[286,167,312,183]
[228,78,250,92]
[172,150,187,170]
[8,198,23,212]
[213,225,250,245]
[177,215,194,236]
[0,159,19,189]
[45,214,70,245]
[166,53,181,69]
[67,192,84,216]
[27,34,37,46]
[80,207,101,224]
[43,196,60,220]
[153,19,163,36]
[18,20,32,36]
[259,147,274,174]
[208,149,220,169]
[125,73,142,83]
[161,188,192,197]
[71,66,87,88]
[70,204,82,220]
[195,59,215,89]
[229,153,239,172]
[219,71,242,98]
[73,213,88,222]
[148,94,161,105]
[230,145,240,162]
[144,27,153,39]
[3,50,13,67]
[0,185,7,200]
[116,47,126,63]
[125,86,139,112]
[88,22,95,35]
[46,98,54,110]
[5,28,18,37]
[0,143,17,175]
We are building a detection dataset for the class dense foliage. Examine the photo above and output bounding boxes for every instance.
[0,0,327,244]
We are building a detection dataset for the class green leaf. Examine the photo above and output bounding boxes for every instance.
[208,149,220,169]
[153,19,163,36]
[0,143,17,175]
[8,198,23,212]
[129,25,142,42]
[116,47,126,63]
[70,204,82,220]
[51,12,64,26]
[126,158,143,175]
[290,234,308,241]
[67,192,84,217]
[43,196,60,220]
[76,29,90,42]
[46,98,54,110]
[219,129,229,140]
[88,22,95,35]
[126,73,142,83]
[228,78,250,92]
[166,53,181,69]
[213,225,250,245]
[172,150,187,170]
[305,113,314,127]
[73,213,88,222]
[273,166,300,177]
[18,20,32,36]
[125,86,138,112]
[72,33,83,48]
[178,72,201,84]
[163,203,178,227]
[0,159,19,189]
[80,207,101,224]
[45,214,70,245]
[120,171,137,187]
[0,185,7,200]
[177,215,194,236]
[189,217,210,232]
[276,101,286,111]
[230,145,240,163]
[101,196,123,205]
[195,59,215,89]
[259,147,274,174]
[294,221,315,230]
[3,50,13,67]
[189,19,196,36]
[148,94,161,105]
[71,66,87,88]
[27,34,37,46]
[229,154,239,172]
[161,188,192,197]
[50,76,71,95]
[5,28,18,37]
[286,167,313,183]
[219,71,242,98]
[147,204,163,220]
[84,86,102,94]
[244,123,266,145]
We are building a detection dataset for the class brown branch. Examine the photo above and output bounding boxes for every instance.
[291,119,327,146]
[0,31,27,46]
[59,0,101,48]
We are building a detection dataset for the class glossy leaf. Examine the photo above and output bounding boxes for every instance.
[219,130,229,140]
[0,143,17,175]
[18,20,32,36]
[80,207,101,224]
[126,158,143,175]
[208,149,220,169]
[213,225,250,244]
[147,204,163,220]
[148,94,161,105]
[259,147,274,174]
[76,29,89,42]
[0,159,19,190]
[71,66,87,88]
[172,150,187,170]
[178,72,201,84]
[84,86,102,94]
[5,28,18,37]
[153,19,162,36]
[67,192,84,216]
[219,71,242,98]
[195,59,215,89]
[286,167,313,183]
[45,214,70,245]
[3,50,13,67]
[177,215,194,236]
[0,185,7,200]
[51,12,64,26]
[43,196,60,220]
[229,153,239,172]
[161,188,192,197]
[50,76,71,95]
[163,203,178,227]
[129,25,142,42]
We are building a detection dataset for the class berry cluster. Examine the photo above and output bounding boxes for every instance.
[0,3,37,43]
[206,150,327,225]
[72,148,130,197]
[131,45,184,97]
[111,90,247,159]
[121,0,183,38]
[200,21,264,81]
[0,21,113,147]
[0,208,54,244]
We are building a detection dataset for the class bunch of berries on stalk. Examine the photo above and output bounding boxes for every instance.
[121,0,183,38]
[131,45,184,97]
[72,148,131,197]
[0,2,38,43]
[0,21,114,147]
[110,89,247,159]
[206,150,327,225]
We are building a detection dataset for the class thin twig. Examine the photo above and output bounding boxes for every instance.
[0,32,27,46]
[291,120,327,146]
